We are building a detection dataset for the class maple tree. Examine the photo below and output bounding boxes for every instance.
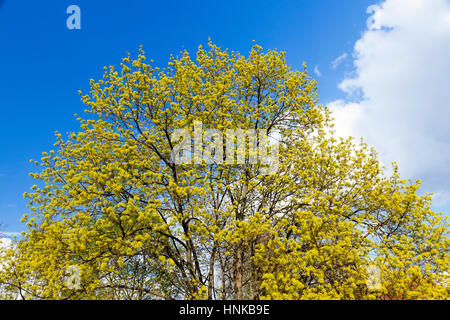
[0,41,448,299]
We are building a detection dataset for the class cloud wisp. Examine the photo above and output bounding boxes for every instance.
[331,53,348,69]
[314,65,322,77]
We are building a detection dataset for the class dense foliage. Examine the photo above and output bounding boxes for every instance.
[0,42,448,300]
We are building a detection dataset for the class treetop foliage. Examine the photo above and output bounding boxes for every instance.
[0,41,448,300]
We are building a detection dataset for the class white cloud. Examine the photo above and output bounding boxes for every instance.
[332,53,348,69]
[328,100,364,138]
[0,237,11,251]
[0,232,20,238]
[329,0,450,204]
[314,65,322,77]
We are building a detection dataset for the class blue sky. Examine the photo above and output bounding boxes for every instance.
[1,0,449,234]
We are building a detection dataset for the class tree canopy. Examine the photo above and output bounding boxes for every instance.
[0,41,448,300]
